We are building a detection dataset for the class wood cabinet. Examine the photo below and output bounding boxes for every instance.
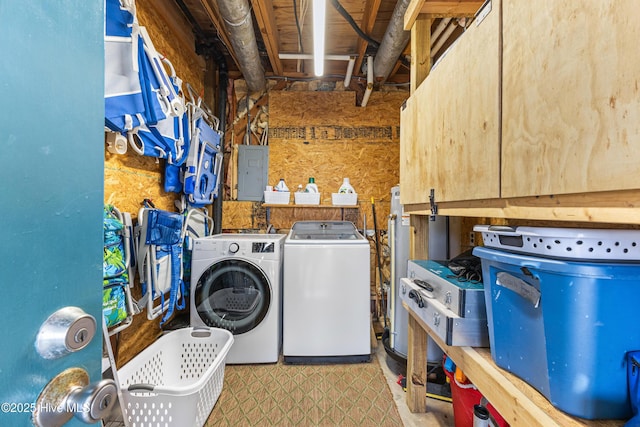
[400,1,639,423]
[400,0,500,206]
[501,0,640,198]
[402,0,640,224]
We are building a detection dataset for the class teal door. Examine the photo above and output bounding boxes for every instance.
[0,1,105,426]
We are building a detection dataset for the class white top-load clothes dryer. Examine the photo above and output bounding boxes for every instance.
[190,234,286,364]
[283,221,370,363]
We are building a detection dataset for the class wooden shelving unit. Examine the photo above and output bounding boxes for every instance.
[262,204,359,224]
[403,302,624,427]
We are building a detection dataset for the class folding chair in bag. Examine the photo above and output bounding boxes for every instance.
[104,0,187,166]
[176,87,223,206]
[103,205,138,335]
[136,203,185,324]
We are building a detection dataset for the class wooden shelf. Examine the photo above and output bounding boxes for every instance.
[262,204,359,225]
[403,302,624,427]
[402,189,640,225]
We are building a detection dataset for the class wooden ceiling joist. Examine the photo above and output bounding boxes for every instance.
[354,0,383,77]
[404,0,484,30]
[251,0,283,75]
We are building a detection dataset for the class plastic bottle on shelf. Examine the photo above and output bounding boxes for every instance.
[275,178,289,192]
[338,177,355,194]
[305,177,319,193]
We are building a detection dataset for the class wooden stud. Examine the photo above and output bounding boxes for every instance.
[410,16,432,93]
[354,0,383,77]
[406,313,428,412]
[405,0,426,31]
[409,215,430,259]
[197,0,241,71]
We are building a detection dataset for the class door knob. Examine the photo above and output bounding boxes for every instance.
[33,367,117,426]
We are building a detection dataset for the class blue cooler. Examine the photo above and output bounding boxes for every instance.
[473,231,640,420]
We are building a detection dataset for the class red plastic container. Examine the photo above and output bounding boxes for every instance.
[444,367,509,427]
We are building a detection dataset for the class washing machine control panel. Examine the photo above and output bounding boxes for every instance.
[252,242,275,253]
[221,241,276,255]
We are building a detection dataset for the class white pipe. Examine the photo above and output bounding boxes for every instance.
[388,214,396,349]
[361,56,373,107]
[344,56,355,87]
[278,53,356,61]
[431,20,458,57]
[430,18,452,47]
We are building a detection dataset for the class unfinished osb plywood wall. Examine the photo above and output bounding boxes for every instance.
[221,90,408,317]
[268,90,407,231]
[104,0,207,367]
[105,0,206,220]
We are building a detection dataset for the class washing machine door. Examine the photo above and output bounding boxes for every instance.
[194,258,271,334]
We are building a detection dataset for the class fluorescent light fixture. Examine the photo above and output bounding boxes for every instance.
[313,0,326,76]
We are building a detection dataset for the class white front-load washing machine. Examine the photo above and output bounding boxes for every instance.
[190,233,286,364]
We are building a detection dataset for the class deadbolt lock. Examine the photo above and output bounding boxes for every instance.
[35,307,97,359]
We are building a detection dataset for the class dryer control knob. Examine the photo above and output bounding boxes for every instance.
[228,242,240,254]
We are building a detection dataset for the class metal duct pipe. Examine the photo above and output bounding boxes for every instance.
[372,0,412,83]
[217,0,266,93]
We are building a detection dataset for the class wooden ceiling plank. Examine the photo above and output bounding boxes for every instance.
[198,0,241,70]
[405,0,483,29]
[354,0,383,77]
[251,0,283,75]
[421,1,484,16]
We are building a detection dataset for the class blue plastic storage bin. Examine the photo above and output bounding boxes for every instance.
[473,246,640,420]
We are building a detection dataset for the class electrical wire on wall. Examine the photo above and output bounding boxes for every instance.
[329,0,380,49]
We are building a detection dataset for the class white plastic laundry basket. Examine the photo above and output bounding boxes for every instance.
[117,327,233,427]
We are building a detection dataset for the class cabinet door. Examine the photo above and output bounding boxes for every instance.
[400,91,431,205]
[404,0,500,204]
[502,0,640,198]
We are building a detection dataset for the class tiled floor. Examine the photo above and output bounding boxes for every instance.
[103,337,455,427]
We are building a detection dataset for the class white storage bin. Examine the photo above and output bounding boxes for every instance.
[294,192,321,205]
[331,193,358,206]
[264,191,290,204]
[118,327,233,427]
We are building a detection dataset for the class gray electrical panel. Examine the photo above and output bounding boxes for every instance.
[237,145,269,201]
